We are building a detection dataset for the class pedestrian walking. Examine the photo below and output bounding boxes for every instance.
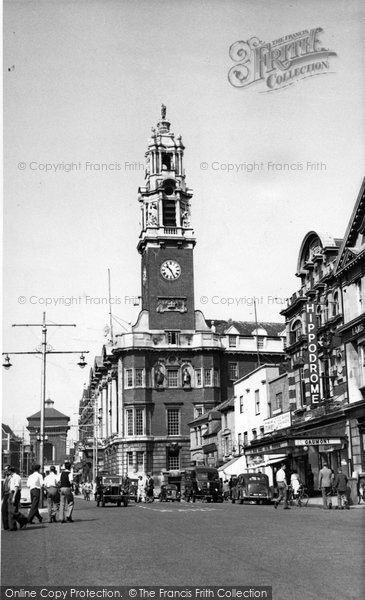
[43,466,60,522]
[137,476,146,503]
[145,474,154,503]
[290,470,301,497]
[333,468,349,510]
[8,467,28,530]
[223,480,230,501]
[318,462,334,509]
[2,468,12,530]
[274,464,290,509]
[59,462,74,523]
[27,464,44,524]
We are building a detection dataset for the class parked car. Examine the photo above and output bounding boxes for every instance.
[232,473,271,505]
[20,478,31,507]
[183,467,223,503]
[96,475,129,507]
[159,484,181,502]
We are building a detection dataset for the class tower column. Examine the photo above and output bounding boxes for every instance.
[176,197,181,227]
[111,374,118,434]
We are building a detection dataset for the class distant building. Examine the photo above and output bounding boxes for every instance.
[27,398,70,468]
[2,424,22,473]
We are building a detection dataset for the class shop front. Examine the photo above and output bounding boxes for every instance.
[245,422,348,494]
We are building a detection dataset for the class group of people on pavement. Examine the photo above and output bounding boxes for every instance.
[1,461,75,531]
[273,462,351,510]
[318,462,350,509]
[137,474,155,503]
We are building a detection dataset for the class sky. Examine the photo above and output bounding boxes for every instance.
[2,0,364,440]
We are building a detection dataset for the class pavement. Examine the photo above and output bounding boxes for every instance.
[2,496,364,600]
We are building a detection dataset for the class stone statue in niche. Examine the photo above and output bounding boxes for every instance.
[154,366,165,387]
[181,203,191,227]
[182,366,191,387]
[147,202,158,226]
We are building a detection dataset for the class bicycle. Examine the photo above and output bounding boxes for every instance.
[288,485,309,507]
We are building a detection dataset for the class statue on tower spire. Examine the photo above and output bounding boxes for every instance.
[161,103,167,120]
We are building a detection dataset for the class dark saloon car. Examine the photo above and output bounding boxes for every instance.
[159,484,181,502]
[231,473,271,505]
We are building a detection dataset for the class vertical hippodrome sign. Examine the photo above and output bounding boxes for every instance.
[306,302,320,403]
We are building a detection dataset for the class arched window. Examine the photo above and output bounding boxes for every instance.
[290,319,302,344]
[332,291,339,317]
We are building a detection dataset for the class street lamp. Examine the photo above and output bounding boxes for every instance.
[2,312,89,482]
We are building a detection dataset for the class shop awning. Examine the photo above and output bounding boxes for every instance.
[218,455,248,477]
[252,454,287,469]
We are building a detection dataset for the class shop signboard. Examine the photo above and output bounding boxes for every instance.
[294,438,342,446]
[306,301,321,403]
[264,411,291,434]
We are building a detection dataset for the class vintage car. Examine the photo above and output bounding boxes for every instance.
[183,467,223,503]
[96,475,129,507]
[231,472,271,505]
[159,484,181,502]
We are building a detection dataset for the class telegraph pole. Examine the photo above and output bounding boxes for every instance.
[2,312,89,481]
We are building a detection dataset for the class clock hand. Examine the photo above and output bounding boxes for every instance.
[167,265,175,276]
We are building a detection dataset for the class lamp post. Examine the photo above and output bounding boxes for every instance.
[2,312,89,480]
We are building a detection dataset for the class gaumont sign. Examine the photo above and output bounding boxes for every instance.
[306,302,320,403]
[264,411,291,434]
[295,438,342,446]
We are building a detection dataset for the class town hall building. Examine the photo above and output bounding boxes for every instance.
[78,107,286,484]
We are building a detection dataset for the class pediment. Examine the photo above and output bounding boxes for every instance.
[225,325,240,335]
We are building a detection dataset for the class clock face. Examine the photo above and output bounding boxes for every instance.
[160,260,181,280]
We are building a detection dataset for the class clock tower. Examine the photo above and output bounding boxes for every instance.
[137,105,196,330]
